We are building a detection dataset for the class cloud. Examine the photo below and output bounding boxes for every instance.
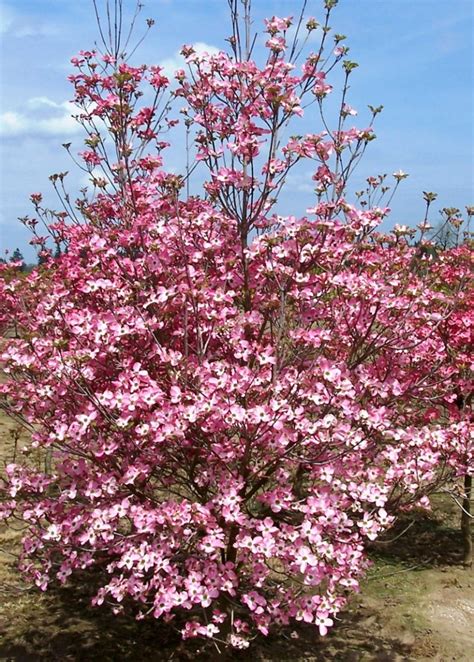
[27,97,67,110]
[0,4,14,33]
[0,111,28,136]
[0,3,57,38]
[285,172,316,194]
[0,97,81,138]
[13,24,57,38]
[193,42,221,57]
[160,41,220,78]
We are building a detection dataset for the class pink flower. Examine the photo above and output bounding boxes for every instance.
[315,611,333,636]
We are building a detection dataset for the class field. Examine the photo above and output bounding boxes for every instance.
[0,410,472,661]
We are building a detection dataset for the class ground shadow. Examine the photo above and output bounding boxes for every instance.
[0,588,418,662]
[368,500,465,569]
[0,501,468,661]
[0,564,430,662]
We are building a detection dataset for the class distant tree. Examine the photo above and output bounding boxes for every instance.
[430,206,472,249]
[37,252,49,266]
[10,248,25,272]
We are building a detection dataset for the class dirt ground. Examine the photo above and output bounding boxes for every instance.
[0,411,472,661]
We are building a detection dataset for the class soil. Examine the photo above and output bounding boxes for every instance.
[0,410,472,661]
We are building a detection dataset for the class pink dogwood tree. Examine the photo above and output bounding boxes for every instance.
[1,0,472,651]
[426,236,473,566]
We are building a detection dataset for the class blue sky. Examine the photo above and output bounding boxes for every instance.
[0,0,472,261]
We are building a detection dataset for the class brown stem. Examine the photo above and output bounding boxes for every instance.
[461,473,472,567]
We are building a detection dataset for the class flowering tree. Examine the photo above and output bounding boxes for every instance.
[0,0,472,651]
[425,226,473,567]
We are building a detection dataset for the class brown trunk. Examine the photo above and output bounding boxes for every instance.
[461,473,472,567]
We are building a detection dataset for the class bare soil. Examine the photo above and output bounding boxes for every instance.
[0,411,472,661]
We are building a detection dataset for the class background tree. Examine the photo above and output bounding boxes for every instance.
[10,248,25,272]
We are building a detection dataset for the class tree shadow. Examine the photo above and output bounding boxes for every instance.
[0,572,421,662]
[0,503,465,661]
[368,504,464,569]
[0,570,186,662]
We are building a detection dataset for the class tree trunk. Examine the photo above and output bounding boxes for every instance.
[461,473,472,568]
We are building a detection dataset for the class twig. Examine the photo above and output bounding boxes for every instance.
[368,558,435,581]
[439,488,474,519]
[371,520,415,545]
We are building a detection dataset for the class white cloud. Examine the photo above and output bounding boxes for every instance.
[38,113,80,136]
[0,4,14,33]
[0,111,28,136]
[160,41,220,78]
[27,97,65,110]
[193,42,220,57]
[0,98,81,138]
[0,3,57,38]
[13,24,57,38]
[160,55,182,79]
[285,173,316,194]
